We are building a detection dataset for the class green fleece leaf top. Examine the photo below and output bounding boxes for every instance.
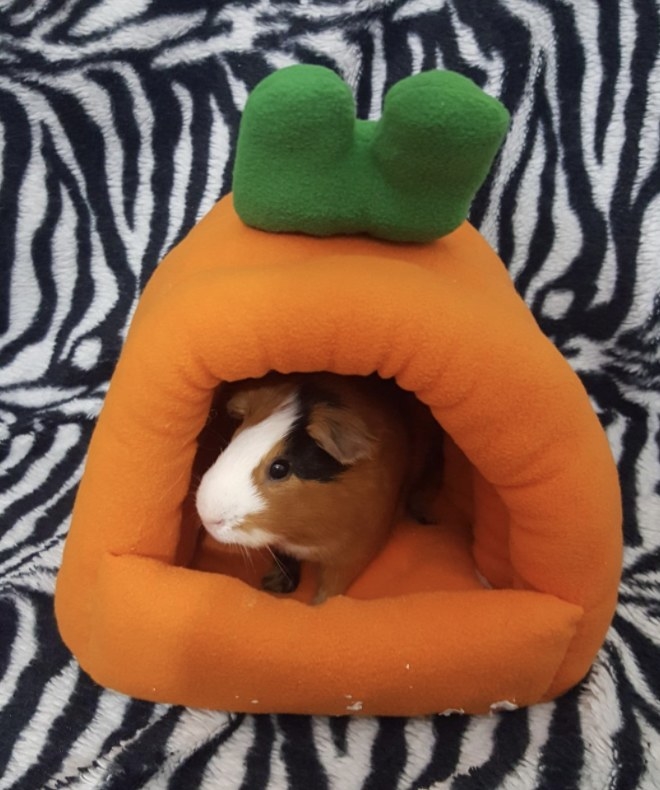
[232,65,510,243]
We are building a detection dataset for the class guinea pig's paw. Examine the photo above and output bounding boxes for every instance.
[311,589,329,606]
[261,555,300,595]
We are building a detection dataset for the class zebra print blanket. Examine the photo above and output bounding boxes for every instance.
[1,1,658,788]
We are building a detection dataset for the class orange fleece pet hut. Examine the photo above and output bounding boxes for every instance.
[55,66,622,716]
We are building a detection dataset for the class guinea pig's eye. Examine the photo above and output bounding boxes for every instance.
[268,458,291,481]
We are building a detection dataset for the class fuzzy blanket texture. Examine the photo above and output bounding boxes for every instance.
[1,1,659,789]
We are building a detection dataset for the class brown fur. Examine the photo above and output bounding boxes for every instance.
[226,379,298,424]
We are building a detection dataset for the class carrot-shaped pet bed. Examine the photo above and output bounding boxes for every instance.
[55,66,622,717]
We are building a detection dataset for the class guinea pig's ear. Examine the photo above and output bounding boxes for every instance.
[226,390,249,420]
[307,405,375,465]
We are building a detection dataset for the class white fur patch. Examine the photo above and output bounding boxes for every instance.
[196,391,299,547]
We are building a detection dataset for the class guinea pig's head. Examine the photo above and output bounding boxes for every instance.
[195,378,375,553]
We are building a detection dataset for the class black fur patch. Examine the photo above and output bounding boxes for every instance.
[283,385,347,482]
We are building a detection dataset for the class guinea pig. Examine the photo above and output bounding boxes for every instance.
[195,372,441,604]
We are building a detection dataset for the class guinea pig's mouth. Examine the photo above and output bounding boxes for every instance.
[204,518,236,538]
[203,518,275,550]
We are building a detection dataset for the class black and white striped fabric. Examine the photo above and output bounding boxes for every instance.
[1,2,658,788]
